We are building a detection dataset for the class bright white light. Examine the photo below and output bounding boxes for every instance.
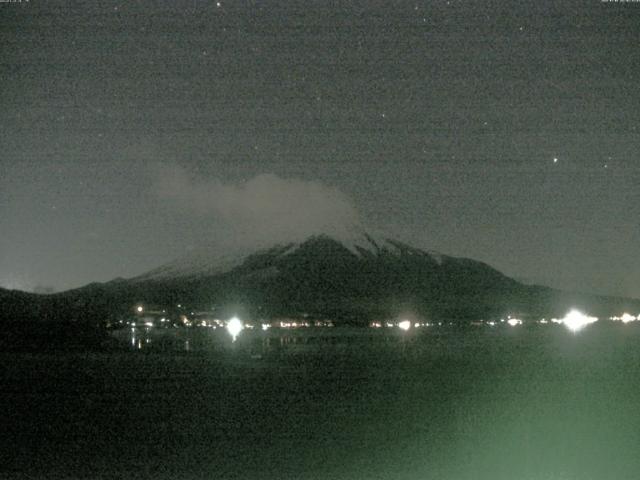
[620,313,636,324]
[562,309,598,332]
[136,305,143,313]
[398,320,411,331]
[144,321,153,327]
[261,323,270,331]
[507,318,522,327]
[226,316,244,341]
[609,313,638,323]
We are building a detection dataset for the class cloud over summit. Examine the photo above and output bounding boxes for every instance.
[155,166,363,248]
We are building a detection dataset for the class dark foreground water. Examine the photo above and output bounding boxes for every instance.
[3,324,640,479]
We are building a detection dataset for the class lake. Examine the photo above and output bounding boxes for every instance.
[2,323,640,479]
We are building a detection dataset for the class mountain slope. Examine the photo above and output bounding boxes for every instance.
[120,234,640,322]
[3,234,640,325]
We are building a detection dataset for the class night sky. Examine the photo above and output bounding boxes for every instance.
[1,0,639,297]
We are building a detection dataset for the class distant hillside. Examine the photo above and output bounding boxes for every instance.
[0,287,111,351]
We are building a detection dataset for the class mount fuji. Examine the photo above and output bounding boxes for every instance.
[2,232,639,326]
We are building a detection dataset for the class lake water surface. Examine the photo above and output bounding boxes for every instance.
[3,324,640,479]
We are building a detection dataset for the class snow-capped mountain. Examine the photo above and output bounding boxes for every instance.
[134,230,447,282]
[121,232,526,321]
[5,232,640,326]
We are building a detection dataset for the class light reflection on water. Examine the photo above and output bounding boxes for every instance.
[115,327,200,352]
[111,326,428,355]
[110,322,640,363]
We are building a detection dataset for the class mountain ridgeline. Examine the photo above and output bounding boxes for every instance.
[2,234,640,326]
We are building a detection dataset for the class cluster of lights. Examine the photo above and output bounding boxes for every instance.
[482,312,603,331]
[277,321,311,328]
[486,311,604,332]
[195,319,226,329]
[272,320,334,328]
[130,304,639,335]
[370,320,431,329]
[200,320,221,329]
[611,313,640,324]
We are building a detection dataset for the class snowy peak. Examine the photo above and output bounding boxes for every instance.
[133,249,249,282]
[321,232,447,265]
[134,232,450,282]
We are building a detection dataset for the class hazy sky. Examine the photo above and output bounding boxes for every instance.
[1,0,639,297]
